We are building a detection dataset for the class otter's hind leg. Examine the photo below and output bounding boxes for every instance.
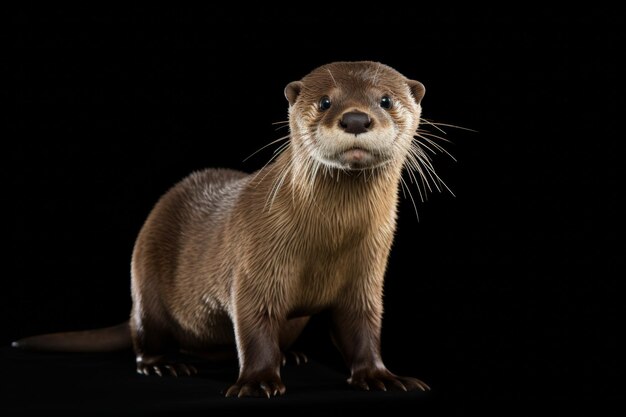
[131,312,198,377]
[280,317,310,366]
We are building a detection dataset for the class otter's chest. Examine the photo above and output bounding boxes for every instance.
[287,231,371,316]
[269,194,398,316]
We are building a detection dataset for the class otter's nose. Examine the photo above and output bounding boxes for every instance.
[339,111,371,135]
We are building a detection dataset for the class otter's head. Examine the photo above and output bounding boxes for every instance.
[285,61,425,171]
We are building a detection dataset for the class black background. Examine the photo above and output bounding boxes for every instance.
[5,5,622,416]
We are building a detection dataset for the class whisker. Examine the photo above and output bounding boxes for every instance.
[416,129,453,144]
[372,63,381,85]
[410,147,443,193]
[243,134,290,162]
[420,118,448,134]
[272,120,290,131]
[421,118,477,132]
[412,136,439,156]
[267,160,292,210]
[251,142,290,187]
[429,122,477,132]
[405,151,431,197]
[326,69,338,87]
[273,141,290,155]
[411,144,456,197]
[400,176,420,221]
[392,116,467,218]
[415,134,457,161]
[311,158,322,189]
[399,176,407,199]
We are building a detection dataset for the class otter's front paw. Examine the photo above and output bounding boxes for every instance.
[348,369,430,392]
[225,373,286,398]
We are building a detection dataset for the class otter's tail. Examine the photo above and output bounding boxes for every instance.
[11,321,132,352]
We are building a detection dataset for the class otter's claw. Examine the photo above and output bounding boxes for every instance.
[281,351,308,367]
[137,362,198,377]
[348,370,430,392]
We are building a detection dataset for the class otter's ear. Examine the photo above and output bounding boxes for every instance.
[407,80,426,104]
[284,81,303,106]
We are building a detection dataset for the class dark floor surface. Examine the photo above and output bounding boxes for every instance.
[1,347,440,417]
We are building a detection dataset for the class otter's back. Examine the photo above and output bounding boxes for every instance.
[132,168,249,290]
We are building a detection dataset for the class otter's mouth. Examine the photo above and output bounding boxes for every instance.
[334,147,388,170]
[340,147,371,162]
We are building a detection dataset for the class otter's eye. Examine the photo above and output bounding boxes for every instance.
[319,96,332,111]
[380,96,393,109]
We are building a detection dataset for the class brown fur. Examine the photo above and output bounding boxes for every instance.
[14,62,431,397]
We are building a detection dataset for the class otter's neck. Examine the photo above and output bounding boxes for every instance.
[267,147,404,227]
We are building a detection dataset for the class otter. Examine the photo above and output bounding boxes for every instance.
[14,61,434,397]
